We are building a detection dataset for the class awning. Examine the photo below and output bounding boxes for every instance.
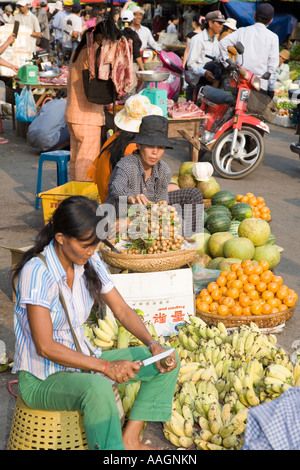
[222,1,298,44]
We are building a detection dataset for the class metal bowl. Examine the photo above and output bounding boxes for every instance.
[135,70,170,82]
[39,70,61,78]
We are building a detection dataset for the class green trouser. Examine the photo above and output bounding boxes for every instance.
[17,346,180,451]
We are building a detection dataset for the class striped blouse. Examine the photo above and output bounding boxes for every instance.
[12,240,114,380]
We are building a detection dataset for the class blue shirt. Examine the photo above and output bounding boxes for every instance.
[12,240,114,380]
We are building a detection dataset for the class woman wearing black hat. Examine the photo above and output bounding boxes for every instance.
[106,115,203,237]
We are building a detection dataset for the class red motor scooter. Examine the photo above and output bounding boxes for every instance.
[196,51,271,179]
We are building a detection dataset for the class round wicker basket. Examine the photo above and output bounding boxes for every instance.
[196,305,295,329]
[98,241,197,272]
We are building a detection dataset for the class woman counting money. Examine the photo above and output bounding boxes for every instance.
[11,196,179,450]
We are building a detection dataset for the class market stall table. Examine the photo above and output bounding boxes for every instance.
[15,81,68,109]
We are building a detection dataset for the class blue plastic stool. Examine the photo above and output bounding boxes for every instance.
[35,150,70,210]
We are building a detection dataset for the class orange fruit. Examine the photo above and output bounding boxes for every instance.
[261,206,270,214]
[230,262,242,272]
[211,289,222,301]
[262,290,274,301]
[241,259,253,268]
[259,260,270,271]
[236,194,243,201]
[218,304,229,316]
[243,282,256,293]
[248,273,260,286]
[238,274,249,285]
[256,281,267,293]
[261,303,272,315]
[253,264,263,276]
[226,287,240,299]
[271,307,279,314]
[226,271,237,281]
[250,301,262,315]
[261,212,271,220]
[242,306,251,316]
[271,275,283,286]
[236,267,245,277]
[256,197,265,205]
[219,286,228,295]
[197,301,210,312]
[276,286,289,300]
[267,282,280,293]
[244,264,255,276]
[209,302,219,313]
[231,304,243,316]
[248,197,257,206]
[248,289,260,301]
[246,192,255,199]
[283,295,296,308]
[199,289,209,297]
[220,271,228,277]
[240,196,249,203]
[231,279,244,290]
[207,282,219,293]
[267,297,280,308]
[260,270,273,283]
[239,294,251,307]
[288,289,298,301]
[278,303,288,312]
[201,294,213,304]
[221,297,235,308]
[217,276,227,287]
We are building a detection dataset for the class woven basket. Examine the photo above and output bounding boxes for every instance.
[7,396,88,450]
[196,305,295,329]
[98,241,197,272]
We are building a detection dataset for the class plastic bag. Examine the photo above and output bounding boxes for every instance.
[192,264,221,294]
[15,87,37,123]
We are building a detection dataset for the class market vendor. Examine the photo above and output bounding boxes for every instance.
[276,49,290,85]
[12,195,179,451]
[105,114,204,237]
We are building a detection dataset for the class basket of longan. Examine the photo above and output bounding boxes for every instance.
[98,201,197,272]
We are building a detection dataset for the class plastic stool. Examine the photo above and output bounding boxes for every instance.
[35,150,70,210]
[7,395,88,450]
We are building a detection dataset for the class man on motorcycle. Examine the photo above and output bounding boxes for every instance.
[185,10,225,100]
[219,3,279,98]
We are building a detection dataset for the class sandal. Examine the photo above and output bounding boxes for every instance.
[0,137,9,144]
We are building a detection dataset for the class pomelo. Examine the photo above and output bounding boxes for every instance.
[170,173,179,185]
[252,245,281,269]
[178,174,196,188]
[207,257,224,270]
[191,232,211,255]
[207,232,235,258]
[190,253,212,268]
[223,237,255,260]
[197,177,220,199]
[179,162,195,176]
[238,217,271,247]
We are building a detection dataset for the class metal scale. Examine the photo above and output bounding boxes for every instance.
[136,70,170,117]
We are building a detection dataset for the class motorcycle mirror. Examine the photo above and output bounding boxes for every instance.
[261,72,271,80]
[235,42,245,55]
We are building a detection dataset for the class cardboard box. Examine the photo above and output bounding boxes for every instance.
[0,244,33,302]
[104,268,195,336]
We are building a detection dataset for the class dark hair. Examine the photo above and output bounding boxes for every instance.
[101,130,137,170]
[170,14,178,22]
[192,14,200,24]
[255,15,271,25]
[56,88,67,99]
[12,196,103,303]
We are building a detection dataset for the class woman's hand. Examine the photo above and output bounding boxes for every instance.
[149,342,178,374]
[105,359,141,383]
[128,194,150,205]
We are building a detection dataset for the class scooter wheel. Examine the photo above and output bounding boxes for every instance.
[212,125,265,179]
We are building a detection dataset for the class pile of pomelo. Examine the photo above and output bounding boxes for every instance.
[196,259,298,317]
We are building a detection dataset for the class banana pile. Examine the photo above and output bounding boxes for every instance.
[118,382,141,418]
[83,309,159,351]
[162,315,300,450]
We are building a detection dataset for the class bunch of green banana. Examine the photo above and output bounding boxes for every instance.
[119,382,141,418]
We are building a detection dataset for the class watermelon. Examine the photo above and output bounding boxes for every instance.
[266,233,275,245]
[205,204,232,218]
[211,190,236,209]
[206,213,231,234]
[230,202,253,221]
[229,220,241,237]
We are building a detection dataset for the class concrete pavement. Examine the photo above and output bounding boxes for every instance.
[0,117,300,450]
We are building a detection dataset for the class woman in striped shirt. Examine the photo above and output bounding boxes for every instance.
[12,195,179,450]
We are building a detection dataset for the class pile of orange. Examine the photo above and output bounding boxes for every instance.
[196,259,298,317]
[235,192,271,220]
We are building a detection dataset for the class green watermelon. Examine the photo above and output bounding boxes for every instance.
[206,213,231,234]
[205,204,232,218]
[211,190,236,209]
[230,202,253,221]
[229,220,241,237]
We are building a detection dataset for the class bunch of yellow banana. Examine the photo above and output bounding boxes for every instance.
[118,382,141,417]
[93,316,119,349]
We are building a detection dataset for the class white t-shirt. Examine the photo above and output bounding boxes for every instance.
[62,13,82,49]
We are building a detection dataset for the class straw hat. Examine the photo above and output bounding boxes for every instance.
[279,49,290,61]
[223,18,237,31]
[114,95,163,133]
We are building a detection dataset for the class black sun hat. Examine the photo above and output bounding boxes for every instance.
[132,115,173,149]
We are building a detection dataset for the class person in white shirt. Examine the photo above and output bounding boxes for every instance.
[219,3,279,96]
[51,0,71,55]
[130,5,161,52]
[185,10,225,94]
[3,5,14,24]
[13,0,42,54]
[166,15,179,35]
[62,2,82,61]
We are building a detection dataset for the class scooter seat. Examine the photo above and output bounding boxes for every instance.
[202,85,235,105]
